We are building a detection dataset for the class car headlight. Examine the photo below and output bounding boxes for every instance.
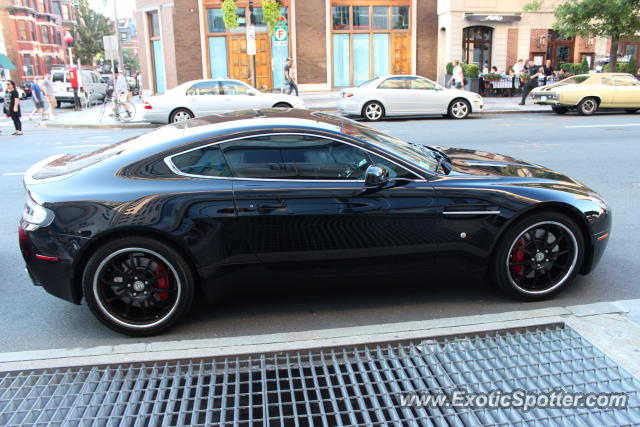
[23,197,54,227]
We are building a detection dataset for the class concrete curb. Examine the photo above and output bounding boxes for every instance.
[1,299,638,376]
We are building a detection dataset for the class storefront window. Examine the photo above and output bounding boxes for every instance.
[352,6,369,30]
[229,8,246,33]
[333,6,349,30]
[149,11,160,38]
[372,7,389,30]
[253,7,267,33]
[392,6,409,30]
[463,26,492,69]
[206,8,225,33]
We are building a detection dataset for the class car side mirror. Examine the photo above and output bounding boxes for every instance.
[365,165,389,188]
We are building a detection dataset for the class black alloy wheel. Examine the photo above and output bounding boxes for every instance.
[492,212,584,300]
[83,237,194,335]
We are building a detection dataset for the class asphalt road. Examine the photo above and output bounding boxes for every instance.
[1,110,638,353]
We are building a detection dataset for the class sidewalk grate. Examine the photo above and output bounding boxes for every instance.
[1,324,639,426]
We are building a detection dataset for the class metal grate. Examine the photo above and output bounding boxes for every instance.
[1,324,639,426]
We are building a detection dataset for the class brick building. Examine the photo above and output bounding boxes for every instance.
[1,0,77,83]
[134,0,439,94]
[436,0,606,83]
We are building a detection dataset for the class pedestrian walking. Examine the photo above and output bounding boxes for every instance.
[448,60,465,90]
[41,73,56,119]
[3,80,23,135]
[519,64,543,105]
[113,68,132,119]
[284,57,298,96]
[135,71,142,98]
[28,78,46,121]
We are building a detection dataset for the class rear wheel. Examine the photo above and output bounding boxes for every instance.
[362,101,384,121]
[577,97,598,116]
[170,108,194,123]
[273,102,293,108]
[82,236,195,336]
[552,106,569,115]
[491,212,584,300]
[447,99,470,119]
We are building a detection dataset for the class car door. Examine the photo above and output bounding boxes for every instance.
[219,80,261,111]
[223,133,441,275]
[375,77,413,115]
[597,77,616,107]
[612,75,640,108]
[407,76,449,113]
[184,80,223,116]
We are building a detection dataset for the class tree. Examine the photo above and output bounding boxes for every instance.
[553,0,640,72]
[73,0,113,65]
[123,48,139,73]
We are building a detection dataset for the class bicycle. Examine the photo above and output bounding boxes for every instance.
[99,93,136,122]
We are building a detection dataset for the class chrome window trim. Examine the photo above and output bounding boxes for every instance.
[442,211,501,216]
[164,132,424,182]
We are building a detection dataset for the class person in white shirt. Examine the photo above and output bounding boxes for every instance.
[513,59,524,76]
[113,69,132,118]
[448,60,464,89]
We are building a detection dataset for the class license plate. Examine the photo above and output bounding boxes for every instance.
[541,96,547,102]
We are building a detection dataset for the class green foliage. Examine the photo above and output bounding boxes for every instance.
[73,0,113,65]
[483,72,502,81]
[262,0,283,35]
[122,48,139,73]
[559,62,589,74]
[446,62,454,75]
[222,0,239,30]
[523,1,542,12]
[604,60,638,73]
[581,56,590,72]
[553,0,640,71]
[462,63,480,78]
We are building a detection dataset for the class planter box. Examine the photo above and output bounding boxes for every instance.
[465,77,481,94]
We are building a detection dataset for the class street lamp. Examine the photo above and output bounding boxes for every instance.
[63,32,74,66]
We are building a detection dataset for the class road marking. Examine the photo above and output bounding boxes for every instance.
[565,123,640,128]
[56,144,107,149]
[86,135,113,140]
[2,172,24,176]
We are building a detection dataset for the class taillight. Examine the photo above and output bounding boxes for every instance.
[23,196,54,227]
[144,101,153,110]
[343,92,354,98]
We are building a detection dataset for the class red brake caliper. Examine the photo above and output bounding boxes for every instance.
[510,237,526,275]
[156,264,169,301]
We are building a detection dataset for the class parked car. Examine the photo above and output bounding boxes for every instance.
[51,68,108,107]
[338,75,484,120]
[19,109,610,335]
[0,81,26,101]
[531,72,640,115]
[19,81,32,99]
[142,79,305,123]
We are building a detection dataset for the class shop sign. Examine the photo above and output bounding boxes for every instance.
[465,14,522,23]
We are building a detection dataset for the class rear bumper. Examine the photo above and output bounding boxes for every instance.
[141,111,169,124]
[19,221,91,305]
[337,98,361,115]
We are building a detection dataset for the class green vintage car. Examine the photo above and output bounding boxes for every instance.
[531,72,640,115]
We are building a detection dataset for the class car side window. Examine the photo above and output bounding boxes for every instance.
[613,77,640,86]
[601,78,613,86]
[410,77,437,90]
[170,145,232,177]
[378,77,410,89]
[186,81,221,96]
[221,81,250,95]
[369,153,417,180]
[221,135,371,180]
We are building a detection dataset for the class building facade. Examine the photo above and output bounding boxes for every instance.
[436,0,605,83]
[135,0,438,94]
[1,0,75,82]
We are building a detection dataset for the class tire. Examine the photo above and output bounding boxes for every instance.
[552,106,569,115]
[273,102,293,108]
[82,236,195,336]
[577,97,598,116]
[119,102,136,122]
[170,108,194,123]
[362,101,384,121]
[491,212,584,301]
[447,99,470,119]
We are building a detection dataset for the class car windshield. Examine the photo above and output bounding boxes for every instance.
[341,121,439,172]
[555,75,590,86]
[357,78,378,87]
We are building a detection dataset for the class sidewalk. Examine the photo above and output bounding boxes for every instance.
[39,92,551,129]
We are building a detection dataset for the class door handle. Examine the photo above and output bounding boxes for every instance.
[257,203,287,213]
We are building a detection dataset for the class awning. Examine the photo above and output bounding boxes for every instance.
[0,53,16,70]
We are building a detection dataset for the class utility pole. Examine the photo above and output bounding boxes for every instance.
[112,0,123,73]
[248,0,257,87]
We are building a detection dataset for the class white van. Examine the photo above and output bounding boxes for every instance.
[51,69,107,107]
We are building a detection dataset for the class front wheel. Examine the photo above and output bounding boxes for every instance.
[577,97,598,116]
[447,99,470,119]
[552,106,569,115]
[273,102,293,108]
[170,108,194,123]
[362,101,384,121]
[491,212,584,300]
[82,236,195,336]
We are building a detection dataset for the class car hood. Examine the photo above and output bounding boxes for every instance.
[437,146,585,185]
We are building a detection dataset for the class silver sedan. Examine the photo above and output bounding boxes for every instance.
[338,75,484,120]
[142,79,305,124]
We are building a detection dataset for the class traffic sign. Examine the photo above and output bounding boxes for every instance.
[246,25,256,55]
[274,26,288,42]
[103,35,118,61]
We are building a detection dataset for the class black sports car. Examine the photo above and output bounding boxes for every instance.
[19,109,611,335]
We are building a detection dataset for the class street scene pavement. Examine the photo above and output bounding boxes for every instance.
[1,107,638,353]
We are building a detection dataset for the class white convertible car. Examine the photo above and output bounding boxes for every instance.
[338,75,484,120]
[142,79,305,123]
